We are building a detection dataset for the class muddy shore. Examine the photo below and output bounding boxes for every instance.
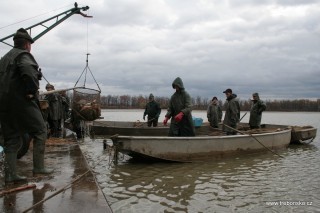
[0,137,112,213]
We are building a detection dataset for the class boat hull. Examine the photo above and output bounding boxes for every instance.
[291,126,317,144]
[112,128,292,162]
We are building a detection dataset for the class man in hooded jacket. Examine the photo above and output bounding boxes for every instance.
[0,28,53,183]
[163,77,195,136]
[143,93,161,127]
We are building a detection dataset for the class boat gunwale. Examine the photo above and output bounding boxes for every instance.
[113,128,292,140]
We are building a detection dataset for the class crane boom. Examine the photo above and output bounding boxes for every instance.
[0,2,92,47]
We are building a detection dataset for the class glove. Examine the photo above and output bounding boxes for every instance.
[143,115,145,120]
[174,112,184,122]
[163,117,169,125]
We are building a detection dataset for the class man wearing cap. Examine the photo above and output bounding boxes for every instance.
[207,97,223,128]
[143,93,161,127]
[163,77,195,136]
[222,88,240,135]
[249,93,266,129]
[0,28,53,183]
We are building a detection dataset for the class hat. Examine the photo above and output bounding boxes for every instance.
[212,96,218,101]
[223,88,232,93]
[46,83,54,89]
[251,92,259,101]
[13,28,34,43]
[149,93,154,99]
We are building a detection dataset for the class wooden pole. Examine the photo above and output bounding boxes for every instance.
[0,184,36,197]
[39,86,85,96]
[239,112,247,122]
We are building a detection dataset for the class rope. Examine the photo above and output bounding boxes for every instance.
[0,4,72,30]
[73,54,101,92]
[87,65,101,92]
[22,146,110,213]
[73,15,100,92]
[222,124,285,158]
[73,56,88,88]
[86,11,89,55]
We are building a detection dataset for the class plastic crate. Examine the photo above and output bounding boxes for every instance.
[192,117,203,127]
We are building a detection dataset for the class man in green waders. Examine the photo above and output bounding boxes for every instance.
[249,93,267,129]
[0,28,53,184]
[143,93,161,127]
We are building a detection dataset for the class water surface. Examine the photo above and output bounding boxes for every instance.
[80,110,320,212]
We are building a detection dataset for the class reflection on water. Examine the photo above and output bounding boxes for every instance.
[82,111,320,212]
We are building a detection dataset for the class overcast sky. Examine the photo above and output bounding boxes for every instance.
[1,0,319,101]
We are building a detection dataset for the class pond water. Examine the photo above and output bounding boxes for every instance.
[80,110,320,213]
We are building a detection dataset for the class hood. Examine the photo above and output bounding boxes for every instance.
[172,77,185,89]
[227,93,237,101]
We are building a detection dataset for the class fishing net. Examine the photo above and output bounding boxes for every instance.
[70,54,102,139]
[72,87,101,121]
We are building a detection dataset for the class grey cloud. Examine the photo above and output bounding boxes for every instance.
[1,0,320,101]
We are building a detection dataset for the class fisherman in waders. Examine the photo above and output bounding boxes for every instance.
[222,88,240,135]
[0,28,53,184]
[163,77,195,136]
[143,93,161,127]
[45,83,61,137]
[207,96,223,128]
[249,93,266,129]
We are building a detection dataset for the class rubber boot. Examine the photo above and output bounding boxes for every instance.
[5,152,27,183]
[33,136,53,174]
[33,152,53,174]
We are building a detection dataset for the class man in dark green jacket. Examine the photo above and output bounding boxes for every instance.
[207,97,223,128]
[222,88,240,135]
[143,93,161,127]
[163,77,195,136]
[45,83,61,137]
[0,28,53,184]
[249,93,267,129]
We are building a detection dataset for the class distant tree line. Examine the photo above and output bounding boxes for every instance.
[99,94,320,112]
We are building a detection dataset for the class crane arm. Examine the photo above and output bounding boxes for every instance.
[0,2,92,47]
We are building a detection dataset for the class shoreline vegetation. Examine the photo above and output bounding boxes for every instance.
[98,95,320,112]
